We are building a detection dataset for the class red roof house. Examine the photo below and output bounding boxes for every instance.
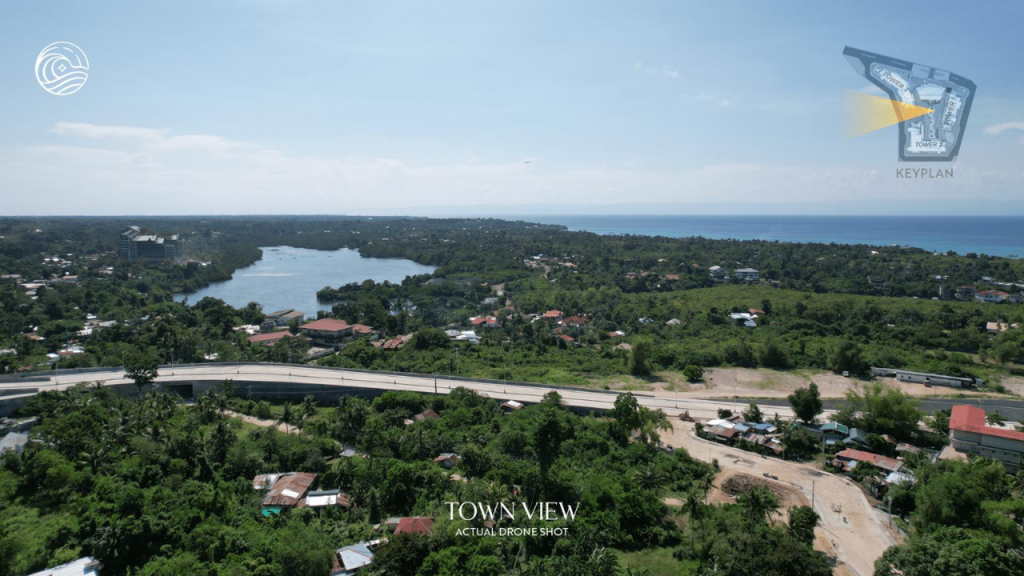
[299,318,351,332]
[950,405,1024,442]
[394,517,434,536]
[248,331,294,347]
[949,405,1024,472]
[834,449,903,473]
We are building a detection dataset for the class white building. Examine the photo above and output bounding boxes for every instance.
[949,405,1024,473]
[734,268,760,281]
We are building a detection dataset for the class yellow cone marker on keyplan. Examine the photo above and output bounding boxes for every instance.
[845,91,934,138]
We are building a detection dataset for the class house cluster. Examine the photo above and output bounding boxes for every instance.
[253,472,353,515]
[985,321,1020,333]
[453,305,628,347]
[6,272,83,300]
[249,468,438,576]
[329,515,436,575]
[246,313,378,353]
[12,311,119,368]
[950,283,1024,304]
[78,314,118,337]
[703,416,783,455]
[523,253,579,276]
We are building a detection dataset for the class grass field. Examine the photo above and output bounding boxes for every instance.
[614,546,697,575]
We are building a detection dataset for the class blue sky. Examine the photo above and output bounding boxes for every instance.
[1,1,1022,215]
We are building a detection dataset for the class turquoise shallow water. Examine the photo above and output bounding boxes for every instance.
[174,246,436,313]
[519,215,1024,258]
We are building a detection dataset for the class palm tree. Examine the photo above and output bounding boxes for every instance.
[683,488,705,548]
[195,393,219,424]
[738,487,779,533]
[697,472,716,504]
[632,464,668,491]
[300,395,318,426]
[78,444,110,473]
[278,402,295,434]
[208,420,233,464]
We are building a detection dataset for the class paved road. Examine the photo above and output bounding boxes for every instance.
[1,363,804,421]
[665,422,896,576]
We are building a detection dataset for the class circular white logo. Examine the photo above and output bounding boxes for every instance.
[35,42,90,96]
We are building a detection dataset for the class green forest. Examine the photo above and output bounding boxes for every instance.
[4,384,1023,575]
[0,216,1022,386]
[1,384,830,576]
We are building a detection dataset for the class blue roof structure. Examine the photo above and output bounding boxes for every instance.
[819,422,850,435]
[845,428,871,446]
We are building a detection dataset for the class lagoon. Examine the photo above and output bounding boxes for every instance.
[174,246,436,314]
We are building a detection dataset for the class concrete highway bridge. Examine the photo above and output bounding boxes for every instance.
[0,362,800,421]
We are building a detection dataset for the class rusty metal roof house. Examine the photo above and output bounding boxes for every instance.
[252,473,284,490]
[834,449,903,474]
[258,472,317,509]
[414,409,440,422]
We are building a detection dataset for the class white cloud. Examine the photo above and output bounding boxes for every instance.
[53,122,246,152]
[634,61,678,79]
[1,122,1023,215]
[984,121,1024,136]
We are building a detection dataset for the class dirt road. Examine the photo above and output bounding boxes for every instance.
[608,367,999,400]
[665,421,898,576]
[224,410,300,435]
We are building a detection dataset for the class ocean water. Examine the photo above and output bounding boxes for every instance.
[519,215,1024,258]
[174,246,436,314]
